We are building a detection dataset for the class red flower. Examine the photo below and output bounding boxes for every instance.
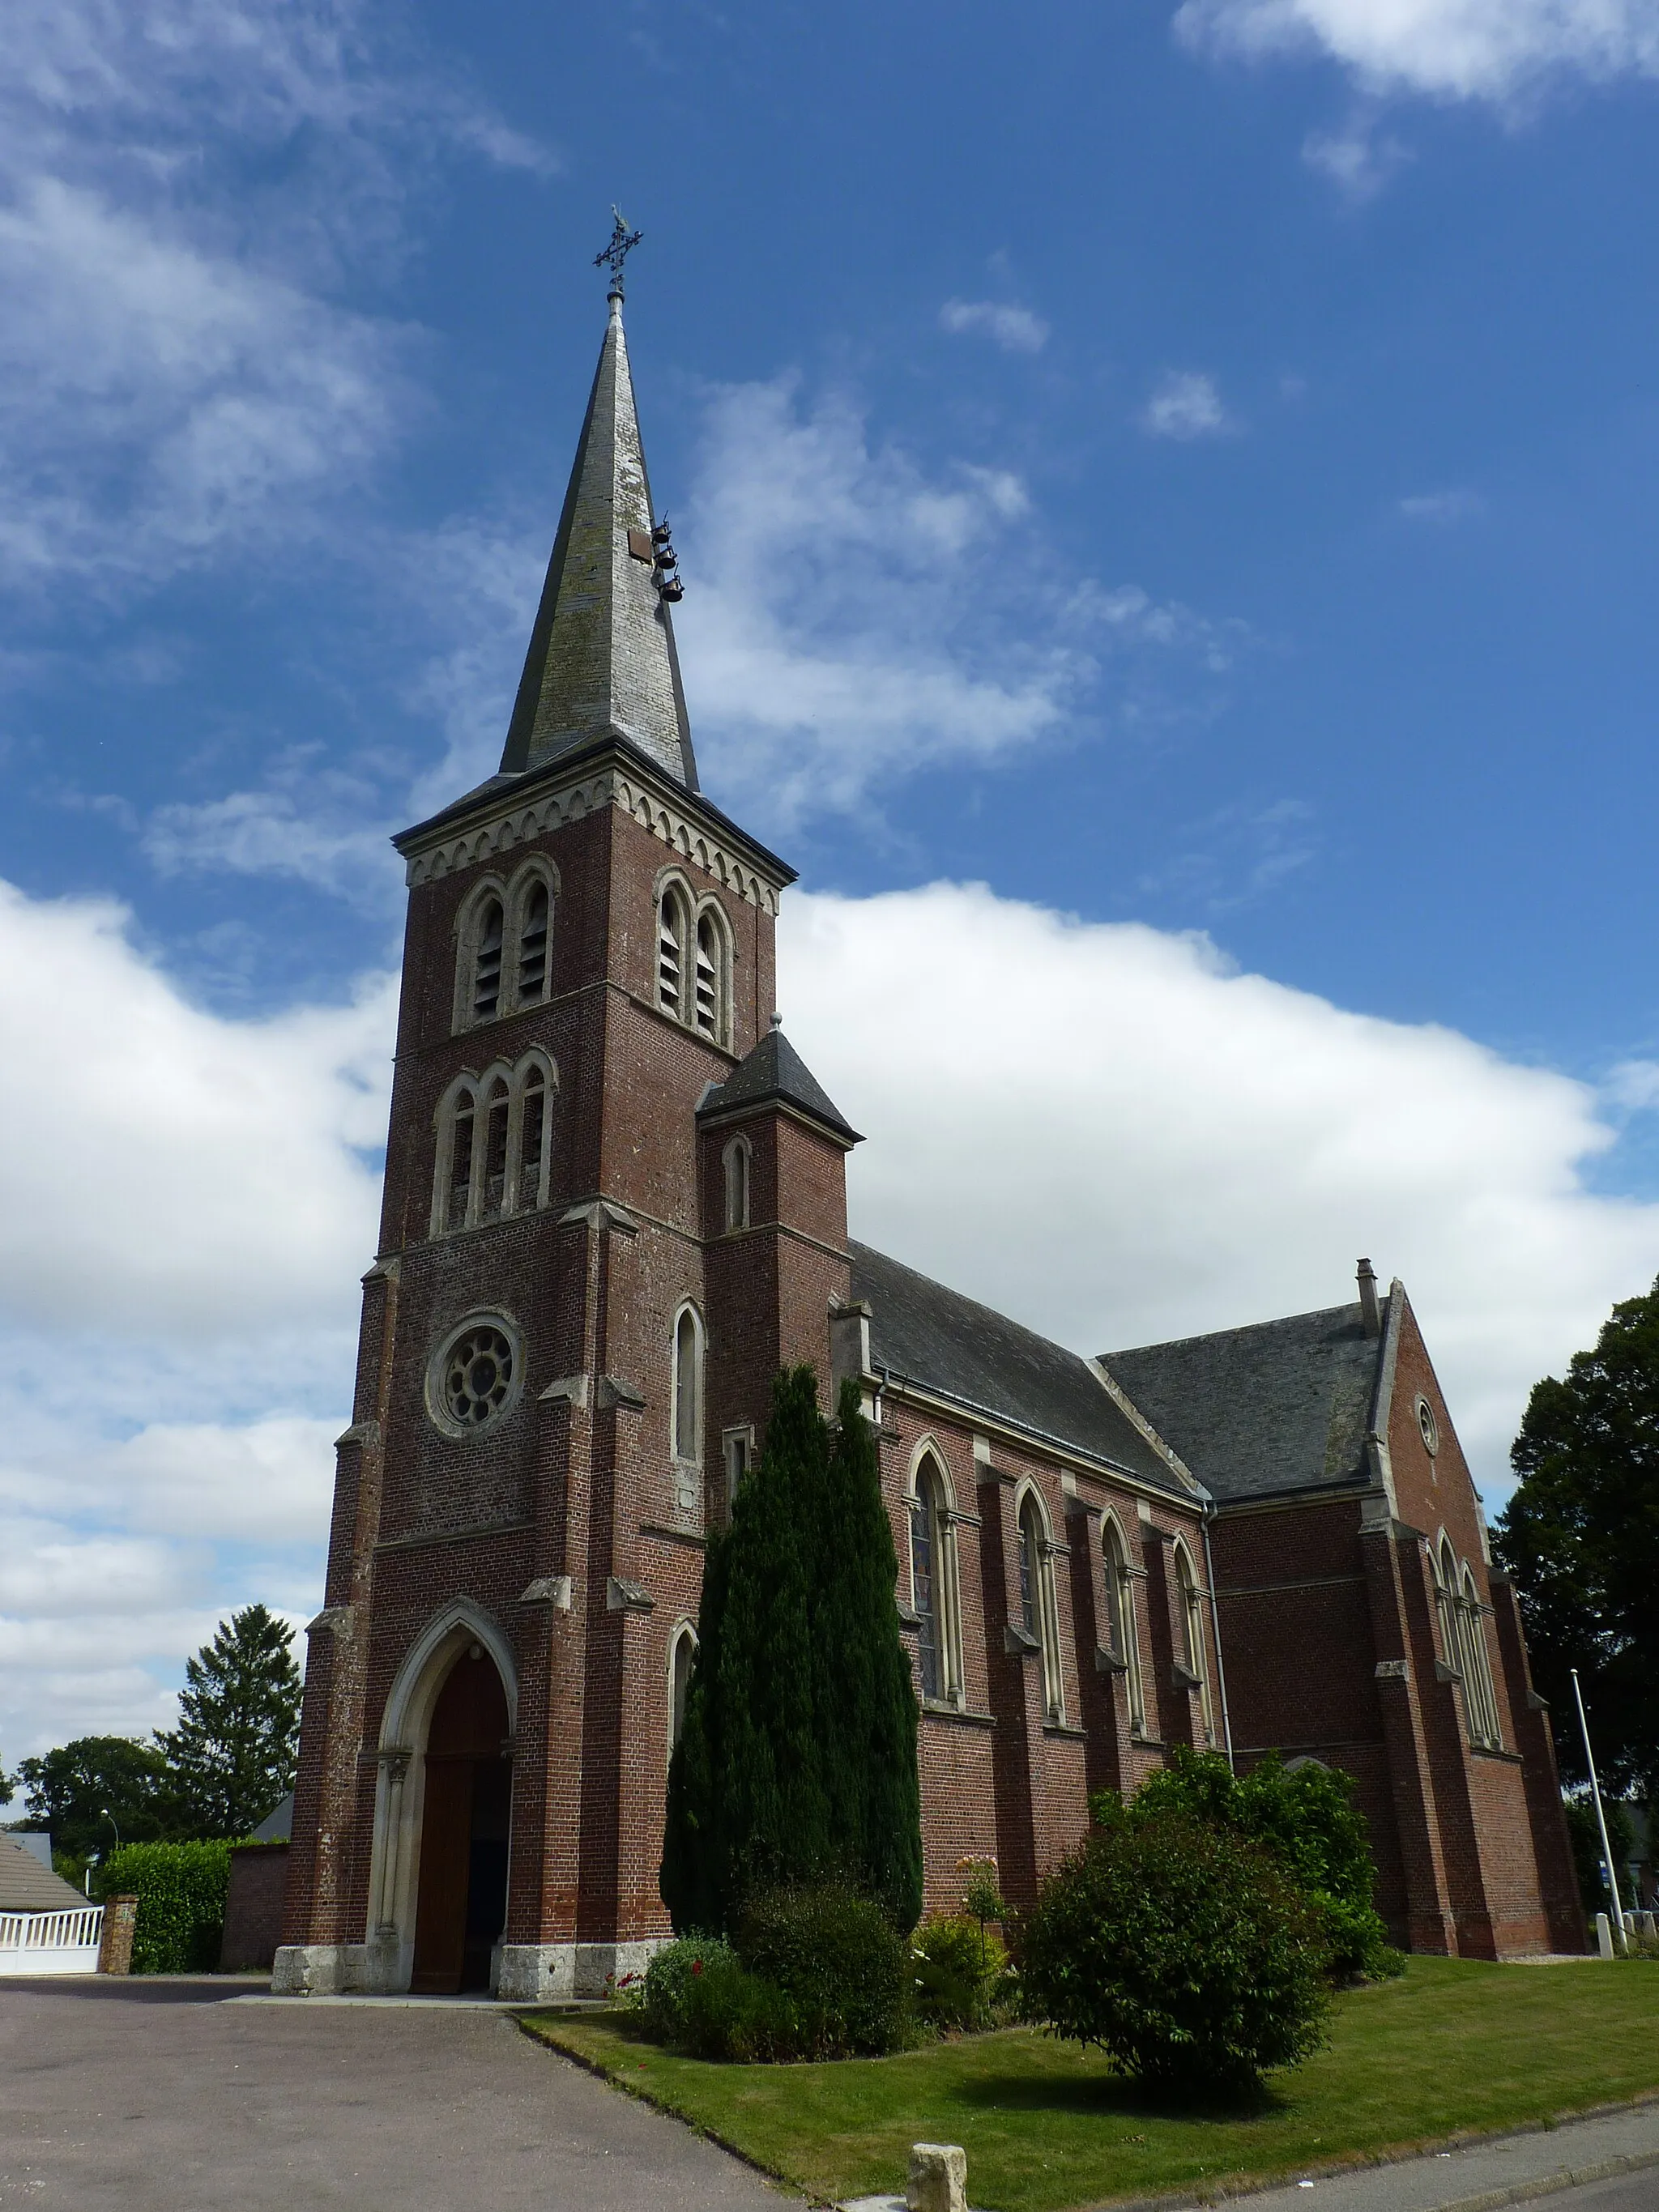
[692,1958,702,1975]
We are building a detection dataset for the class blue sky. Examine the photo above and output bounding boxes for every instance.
[4,0,1659,1761]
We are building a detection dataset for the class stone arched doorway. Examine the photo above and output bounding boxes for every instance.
[408,1647,512,1994]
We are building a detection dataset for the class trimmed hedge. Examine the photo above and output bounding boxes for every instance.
[104,1839,232,1973]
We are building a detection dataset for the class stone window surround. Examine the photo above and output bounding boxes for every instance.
[670,1299,706,1503]
[429,1048,557,1238]
[1012,1477,1068,1726]
[1098,1506,1147,1732]
[452,857,561,1035]
[667,1619,698,1767]
[721,1132,752,1233]
[906,1438,967,1711]
[424,1309,527,1441]
[653,863,735,1050]
[1170,1535,1217,1746]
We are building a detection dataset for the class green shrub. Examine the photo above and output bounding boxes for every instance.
[734,1884,910,2056]
[1017,1813,1330,2093]
[1095,1747,1397,1980]
[641,1936,735,2043]
[911,1913,1009,2031]
[684,1947,800,2061]
[104,1839,232,1973]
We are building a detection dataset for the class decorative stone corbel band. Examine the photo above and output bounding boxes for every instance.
[306,1605,352,1639]
[518,1576,573,1610]
[1375,1658,1410,1682]
[607,1577,655,1613]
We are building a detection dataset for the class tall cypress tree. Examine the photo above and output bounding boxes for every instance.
[661,1366,923,1933]
[817,1378,923,1929]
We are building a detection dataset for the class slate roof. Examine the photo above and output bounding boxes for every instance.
[1100,1299,1388,1506]
[697,1026,862,1144]
[250,1792,294,1843]
[850,1242,1189,1495]
[0,1831,89,1914]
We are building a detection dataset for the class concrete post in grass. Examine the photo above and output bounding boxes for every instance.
[908,2143,966,2212]
[1595,1912,1615,1960]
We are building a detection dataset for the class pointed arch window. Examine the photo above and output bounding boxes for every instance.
[472,899,505,1021]
[1173,1541,1214,1745]
[910,1453,964,1708]
[433,1053,557,1238]
[1102,1514,1145,1732]
[668,1623,697,1764]
[517,880,550,1004]
[672,1305,704,1465]
[1434,1536,1463,1683]
[723,1136,750,1233]
[1018,1487,1065,1724]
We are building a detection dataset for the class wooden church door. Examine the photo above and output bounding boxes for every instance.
[410,1649,511,1994]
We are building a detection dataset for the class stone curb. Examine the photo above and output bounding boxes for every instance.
[1077,2097,1659,2212]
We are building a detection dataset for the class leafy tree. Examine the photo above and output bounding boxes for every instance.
[1097,1746,1395,1979]
[17,1736,179,1862]
[0,1759,14,1808]
[1495,1278,1659,1802]
[1563,1796,1637,1920]
[662,1368,923,1934]
[156,1604,302,1839]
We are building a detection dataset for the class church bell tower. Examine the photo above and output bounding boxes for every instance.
[275,231,862,1998]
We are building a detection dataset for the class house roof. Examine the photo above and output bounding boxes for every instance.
[697,1025,862,1145]
[850,1242,1190,1495]
[1100,1298,1389,1505]
[0,1831,89,1914]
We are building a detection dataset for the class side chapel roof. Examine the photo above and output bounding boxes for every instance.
[697,1025,862,1145]
[849,1242,1192,1496]
[1100,1298,1392,1506]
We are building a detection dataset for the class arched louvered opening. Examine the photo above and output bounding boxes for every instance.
[472,899,505,1022]
[517,1063,547,1212]
[517,880,550,1004]
[446,1089,476,1232]
[694,914,718,1038]
[658,892,686,1016]
[480,1078,510,1219]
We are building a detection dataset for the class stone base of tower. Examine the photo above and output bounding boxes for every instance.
[271,1935,672,1999]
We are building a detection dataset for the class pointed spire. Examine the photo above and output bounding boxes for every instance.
[500,292,698,788]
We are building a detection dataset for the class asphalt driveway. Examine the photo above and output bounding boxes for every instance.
[0,1977,797,2212]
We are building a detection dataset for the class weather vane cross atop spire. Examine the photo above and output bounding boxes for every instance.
[595,206,643,300]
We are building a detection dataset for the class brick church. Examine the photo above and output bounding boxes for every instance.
[275,275,1583,1998]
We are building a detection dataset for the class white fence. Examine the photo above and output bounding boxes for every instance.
[0,1906,104,1975]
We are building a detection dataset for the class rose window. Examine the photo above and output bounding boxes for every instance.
[441,1325,515,1429]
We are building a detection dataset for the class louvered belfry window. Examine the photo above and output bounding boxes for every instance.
[473,900,505,1021]
[658,893,683,1014]
[694,914,718,1037]
[518,1064,546,1210]
[518,881,550,1004]
[448,1090,475,1230]
[481,1078,510,1219]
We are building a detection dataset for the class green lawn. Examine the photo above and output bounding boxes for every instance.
[521,1959,1659,2212]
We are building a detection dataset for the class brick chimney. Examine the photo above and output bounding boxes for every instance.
[1357,1258,1380,1337]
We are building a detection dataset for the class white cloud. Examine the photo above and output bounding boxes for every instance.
[1398,488,1485,522]
[0,0,546,597]
[1141,369,1235,441]
[780,881,1659,1503]
[1174,0,1659,103]
[0,874,393,1756]
[1606,1059,1659,1109]
[939,298,1051,354]
[1303,110,1414,197]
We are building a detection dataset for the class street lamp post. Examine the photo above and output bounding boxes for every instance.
[1571,1669,1627,1954]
